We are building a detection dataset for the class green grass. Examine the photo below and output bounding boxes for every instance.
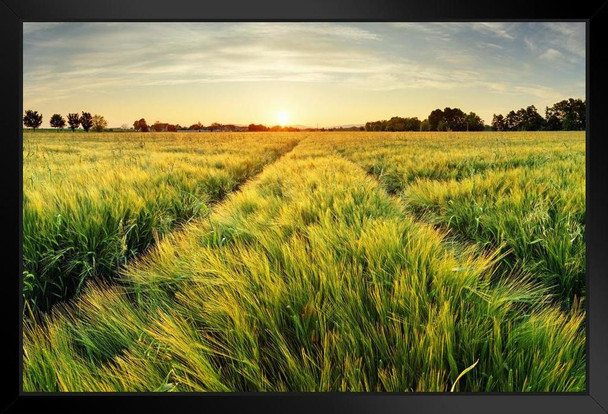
[23,132,585,392]
[335,131,585,307]
[404,164,584,308]
[23,132,301,314]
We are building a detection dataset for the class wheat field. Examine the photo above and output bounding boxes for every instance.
[22,131,586,392]
[23,132,300,313]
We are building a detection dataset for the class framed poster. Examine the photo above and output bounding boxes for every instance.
[2,0,607,413]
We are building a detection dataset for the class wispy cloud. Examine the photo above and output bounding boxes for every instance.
[539,48,565,61]
[470,22,515,40]
[523,37,536,51]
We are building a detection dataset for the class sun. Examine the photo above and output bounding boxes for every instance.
[277,110,290,126]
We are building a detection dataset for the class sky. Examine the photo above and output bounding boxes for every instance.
[23,22,585,128]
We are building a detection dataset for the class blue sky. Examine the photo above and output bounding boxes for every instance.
[23,22,585,128]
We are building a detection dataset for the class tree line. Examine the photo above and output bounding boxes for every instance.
[132,119,302,132]
[23,110,107,132]
[365,107,485,132]
[25,98,585,134]
[491,98,585,131]
[364,98,585,132]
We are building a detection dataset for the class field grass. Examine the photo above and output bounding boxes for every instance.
[23,132,301,313]
[333,132,585,308]
[23,131,585,392]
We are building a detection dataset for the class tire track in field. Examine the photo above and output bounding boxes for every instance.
[329,143,567,303]
[328,143,480,263]
[122,135,305,257]
[32,135,306,316]
[115,135,307,280]
[28,136,309,361]
[199,135,306,217]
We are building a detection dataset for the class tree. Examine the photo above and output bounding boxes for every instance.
[442,107,467,131]
[465,112,484,131]
[23,110,43,131]
[494,104,547,131]
[152,121,167,132]
[365,120,386,131]
[519,105,544,131]
[428,109,444,131]
[491,114,506,131]
[248,123,268,132]
[427,108,467,131]
[403,117,421,131]
[188,122,203,131]
[545,98,585,130]
[544,108,561,131]
[377,116,421,132]
[49,114,66,131]
[386,116,406,131]
[569,98,586,130]
[80,112,93,132]
[420,119,430,131]
[505,110,520,131]
[92,114,108,132]
[67,113,81,131]
[133,118,149,132]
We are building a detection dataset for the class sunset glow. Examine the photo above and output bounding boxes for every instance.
[23,22,584,128]
[276,110,290,126]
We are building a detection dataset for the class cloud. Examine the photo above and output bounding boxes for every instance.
[523,37,536,51]
[438,54,478,65]
[22,23,479,97]
[538,23,585,60]
[477,42,504,50]
[539,48,564,61]
[477,80,566,101]
[22,22,65,36]
[22,22,585,121]
[230,23,381,42]
[470,23,515,40]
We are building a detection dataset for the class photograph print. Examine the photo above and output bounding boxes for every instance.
[22,22,586,393]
